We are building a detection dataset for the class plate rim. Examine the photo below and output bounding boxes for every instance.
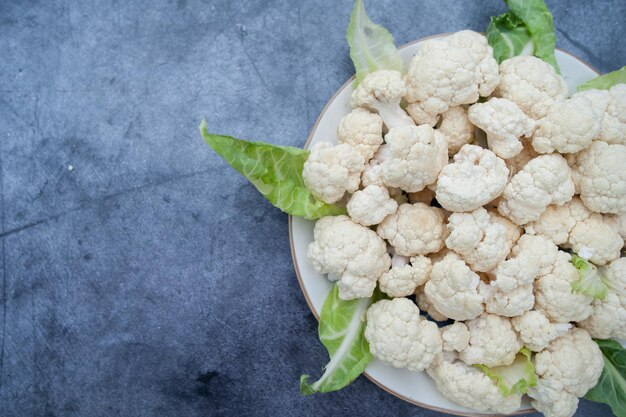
[289,34,600,417]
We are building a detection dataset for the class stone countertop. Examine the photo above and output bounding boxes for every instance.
[0,0,623,416]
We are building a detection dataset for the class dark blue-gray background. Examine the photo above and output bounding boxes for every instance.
[0,0,623,416]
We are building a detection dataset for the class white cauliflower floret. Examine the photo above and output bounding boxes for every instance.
[364,298,442,372]
[533,251,593,323]
[377,203,447,256]
[404,38,479,126]
[407,188,435,205]
[351,70,415,130]
[525,197,591,245]
[498,154,575,225]
[415,286,448,322]
[605,212,626,243]
[489,249,539,292]
[505,140,540,177]
[459,312,523,367]
[511,310,572,352]
[568,213,623,266]
[347,185,397,226]
[307,216,390,300]
[437,106,474,156]
[441,322,470,352]
[533,328,604,397]
[360,145,403,203]
[569,140,626,214]
[479,282,534,317]
[424,253,484,321]
[528,378,579,417]
[525,197,622,265]
[600,84,626,145]
[379,254,431,298]
[488,209,523,251]
[360,148,386,187]
[577,257,626,339]
[337,108,384,161]
[531,96,602,154]
[381,125,448,192]
[302,142,365,204]
[436,145,509,212]
[468,98,535,159]
[446,30,500,97]
[571,88,610,114]
[493,56,568,120]
[427,352,522,414]
[445,208,509,272]
[512,234,559,277]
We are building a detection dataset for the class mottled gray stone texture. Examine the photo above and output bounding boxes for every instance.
[0,0,623,416]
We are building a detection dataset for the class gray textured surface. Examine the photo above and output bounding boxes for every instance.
[0,0,623,416]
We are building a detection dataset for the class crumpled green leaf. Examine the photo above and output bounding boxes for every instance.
[585,339,626,417]
[200,120,346,220]
[571,254,608,300]
[346,0,405,87]
[476,347,537,396]
[486,0,559,73]
[300,284,382,394]
[577,66,626,91]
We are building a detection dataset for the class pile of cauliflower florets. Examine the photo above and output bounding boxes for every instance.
[302,30,626,417]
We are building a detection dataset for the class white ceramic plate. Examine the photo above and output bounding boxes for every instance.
[289,35,599,416]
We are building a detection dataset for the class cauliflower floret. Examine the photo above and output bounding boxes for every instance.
[489,249,539,292]
[569,140,626,214]
[347,185,398,226]
[488,209,523,251]
[525,197,591,245]
[571,88,610,114]
[600,84,626,145]
[459,312,523,367]
[533,328,604,397]
[497,154,575,225]
[381,125,448,192]
[528,378,579,417]
[446,30,500,97]
[436,145,509,212]
[533,251,593,323]
[525,197,623,265]
[493,56,568,120]
[302,142,365,204]
[351,70,415,130]
[441,322,470,352]
[424,253,484,321]
[360,147,386,188]
[479,282,534,317]
[445,208,509,272]
[364,298,442,372]
[437,106,474,156]
[512,234,559,277]
[468,98,535,159]
[307,216,390,300]
[511,310,572,352]
[427,352,522,414]
[531,96,602,154]
[415,285,448,321]
[377,203,447,256]
[567,213,623,266]
[378,254,431,298]
[505,140,540,177]
[407,188,435,205]
[577,257,626,339]
[605,212,626,243]
[404,38,479,126]
[337,108,384,161]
